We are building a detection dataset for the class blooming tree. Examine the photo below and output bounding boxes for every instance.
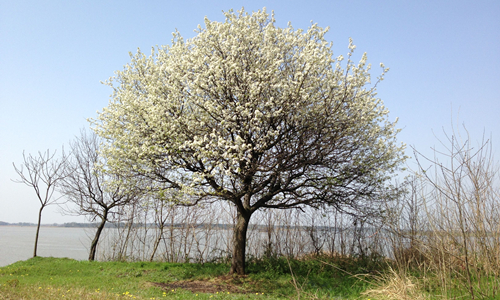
[94,8,406,275]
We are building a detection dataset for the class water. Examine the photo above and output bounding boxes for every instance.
[0,224,392,267]
[0,225,234,267]
[0,226,90,266]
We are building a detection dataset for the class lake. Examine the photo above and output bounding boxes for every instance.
[0,224,392,267]
[0,226,90,267]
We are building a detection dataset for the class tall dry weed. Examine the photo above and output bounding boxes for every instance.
[363,267,428,300]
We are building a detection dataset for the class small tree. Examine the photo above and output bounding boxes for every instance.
[60,130,139,261]
[13,150,66,257]
[94,8,406,274]
[413,126,500,298]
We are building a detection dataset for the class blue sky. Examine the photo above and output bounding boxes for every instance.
[1,0,499,223]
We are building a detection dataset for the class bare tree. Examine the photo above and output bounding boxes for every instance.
[60,130,139,261]
[13,149,66,257]
[413,126,500,299]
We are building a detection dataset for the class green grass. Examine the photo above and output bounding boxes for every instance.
[5,255,499,299]
[0,256,380,299]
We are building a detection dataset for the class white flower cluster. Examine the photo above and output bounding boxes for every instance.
[92,8,405,200]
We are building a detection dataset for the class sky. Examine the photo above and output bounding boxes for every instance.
[1,0,499,224]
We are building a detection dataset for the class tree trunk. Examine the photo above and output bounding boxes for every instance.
[89,211,108,261]
[150,222,165,262]
[230,209,251,275]
[33,206,44,257]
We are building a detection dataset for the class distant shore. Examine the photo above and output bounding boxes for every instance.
[0,221,349,231]
[0,221,97,228]
[0,221,234,230]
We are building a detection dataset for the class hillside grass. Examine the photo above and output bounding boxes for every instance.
[0,255,380,300]
[2,255,500,299]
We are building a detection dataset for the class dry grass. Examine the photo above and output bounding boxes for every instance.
[362,267,428,300]
[150,275,254,294]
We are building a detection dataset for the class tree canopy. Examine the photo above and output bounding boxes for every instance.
[93,8,406,274]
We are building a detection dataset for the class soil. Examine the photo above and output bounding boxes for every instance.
[151,275,255,294]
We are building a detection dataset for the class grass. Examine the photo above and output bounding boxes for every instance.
[4,254,497,299]
[362,267,427,300]
[0,255,382,300]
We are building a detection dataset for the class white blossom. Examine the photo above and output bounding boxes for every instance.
[92,7,406,210]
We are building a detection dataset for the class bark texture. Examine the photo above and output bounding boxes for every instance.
[33,206,44,257]
[88,210,108,261]
[230,209,251,275]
